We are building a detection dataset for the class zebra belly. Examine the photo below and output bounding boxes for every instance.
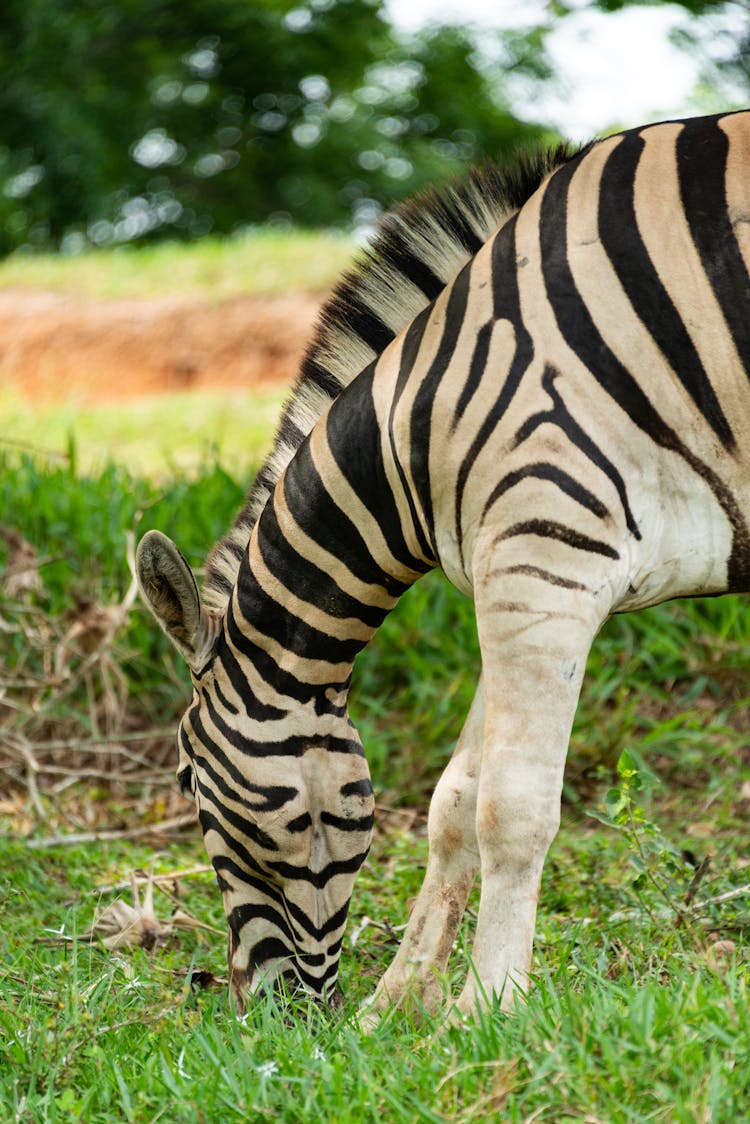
[613,449,737,612]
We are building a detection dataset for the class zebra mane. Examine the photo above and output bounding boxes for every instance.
[202,141,580,612]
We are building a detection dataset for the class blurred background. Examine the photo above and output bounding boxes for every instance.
[0,0,747,465]
[1,0,750,823]
[0,0,746,255]
[2,10,749,1098]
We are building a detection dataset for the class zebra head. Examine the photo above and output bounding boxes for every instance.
[135,530,375,1010]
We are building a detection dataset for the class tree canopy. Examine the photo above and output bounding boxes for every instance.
[0,0,746,255]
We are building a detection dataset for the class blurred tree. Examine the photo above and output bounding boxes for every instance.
[0,0,553,254]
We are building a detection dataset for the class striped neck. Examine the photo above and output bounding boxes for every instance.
[226,367,434,710]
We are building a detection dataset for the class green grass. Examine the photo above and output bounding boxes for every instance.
[1,826,747,1123]
[1,207,749,1123]
[0,387,287,477]
[0,229,354,301]
[1,444,748,1121]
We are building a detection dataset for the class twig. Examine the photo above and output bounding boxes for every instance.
[4,731,45,821]
[683,855,712,909]
[608,882,750,925]
[690,883,750,913]
[14,728,176,752]
[21,764,173,783]
[93,865,213,895]
[24,812,198,849]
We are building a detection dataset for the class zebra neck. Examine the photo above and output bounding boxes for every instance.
[228,378,433,708]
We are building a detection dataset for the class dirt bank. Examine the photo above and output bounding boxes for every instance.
[0,288,321,403]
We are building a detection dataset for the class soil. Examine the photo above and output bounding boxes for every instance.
[0,288,322,402]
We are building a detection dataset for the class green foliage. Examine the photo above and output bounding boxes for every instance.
[3,444,750,808]
[591,748,698,919]
[3,0,748,254]
[0,448,245,608]
[0,0,552,254]
[0,228,354,299]
[1,418,748,1118]
[351,570,479,803]
[0,829,748,1122]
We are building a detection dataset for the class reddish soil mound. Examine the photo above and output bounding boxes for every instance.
[0,289,321,403]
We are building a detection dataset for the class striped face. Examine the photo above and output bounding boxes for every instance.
[176,663,375,1009]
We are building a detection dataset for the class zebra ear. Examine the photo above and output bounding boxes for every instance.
[135,530,219,670]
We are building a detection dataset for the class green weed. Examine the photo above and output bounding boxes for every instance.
[0,230,354,301]
[0,387,287,477]
[0,415,748,1120]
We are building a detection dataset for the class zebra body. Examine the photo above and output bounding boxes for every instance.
[136,111,750,1017]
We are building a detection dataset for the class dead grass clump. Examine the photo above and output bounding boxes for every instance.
[0,529,190,837]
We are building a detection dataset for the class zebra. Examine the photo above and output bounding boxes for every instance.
[136,110,750,1019]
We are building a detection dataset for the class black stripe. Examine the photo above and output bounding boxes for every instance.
[341,291,395,354]
[482,461,610,523]
[497,519,620,559]
[283,439,412,599]
[540,158,675,447]
[277,416,305,452]
[247,936,294,973]
[378,222,446,298]
[298,357,344,400]
[500,564,589,592]
[514,366,640,539]
[201,810,277,885]
[213,677,239,716]
[257,501,389,630]
[451,319,493,431]
[455,218,535,566]
[216,855,353,941]
[540,155,750,587]
[225,597,350,705]
[196,771,279,852]
[677,115,750,390]
[388,306,436,562]
[320,810,375,833]
[199,691,363,758]
[215,632,287,721]
[266,850,368,889]
[406,263,474,557]
[183,716,297,811]
[325,365,432,575]
[340,778,373,798]
[237,534,369,665]
[429,197,486,255]
[230,903,299,949]
[286,812,312,833]
[599,128,733,448]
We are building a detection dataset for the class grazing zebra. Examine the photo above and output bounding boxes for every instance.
[136,110,750,1018]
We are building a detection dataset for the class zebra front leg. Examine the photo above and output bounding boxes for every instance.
[455,578,607,1017]
[363,679,484,1019]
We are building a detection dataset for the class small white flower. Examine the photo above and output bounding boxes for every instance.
[312,1046,326,1062]
[256,1061,278,1079]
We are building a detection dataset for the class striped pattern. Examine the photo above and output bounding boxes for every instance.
[201,145,577,612]
[136,111,750,1016]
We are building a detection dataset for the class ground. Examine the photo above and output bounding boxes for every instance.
[0,288,320,402]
